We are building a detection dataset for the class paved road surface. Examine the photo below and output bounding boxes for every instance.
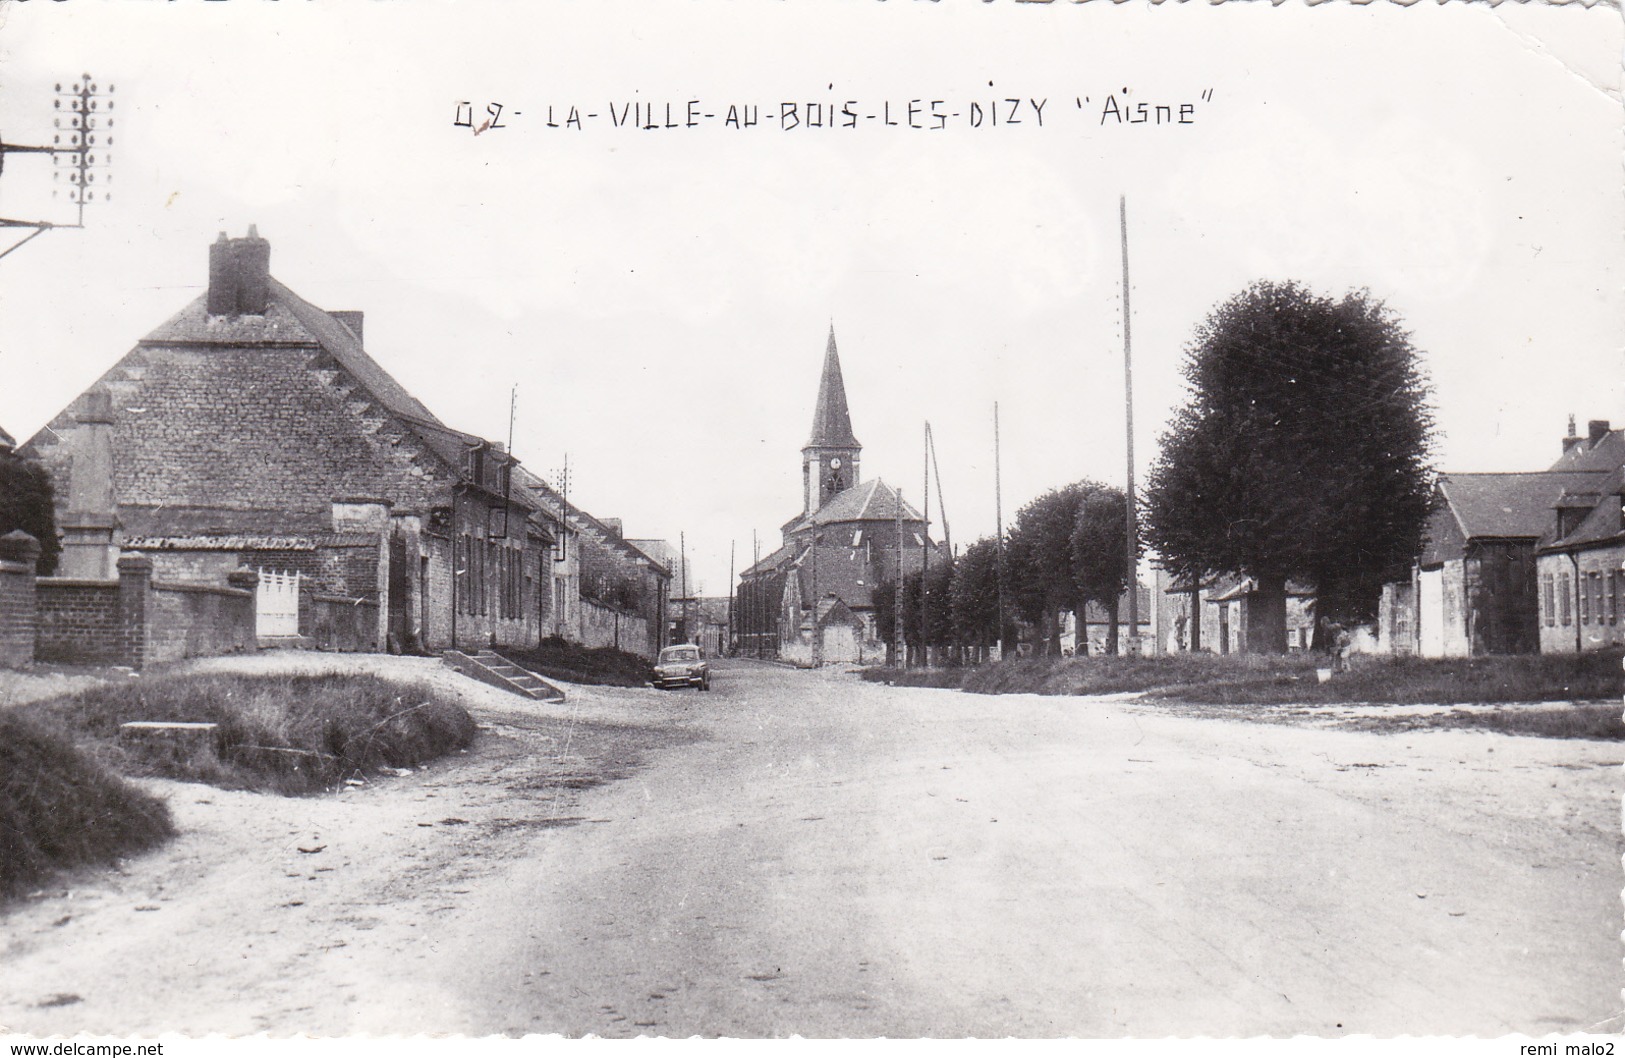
[1,655,1617,1037]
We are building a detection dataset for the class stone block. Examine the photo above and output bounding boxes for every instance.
[118,721,220,768]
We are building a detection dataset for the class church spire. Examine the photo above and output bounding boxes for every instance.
[808,324,860,448]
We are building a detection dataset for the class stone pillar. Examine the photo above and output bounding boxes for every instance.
[226,568,261,654]
[333,498,391,650]
[116,551,152,668]
[59,389,119,579]
[0,530,41,668]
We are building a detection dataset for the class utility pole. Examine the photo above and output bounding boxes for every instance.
[0,75,115,261]
[921,423,931,667]
[1120,195,1141,655]
[927,422,951,554]
[553,455,570,640]
[994,403,1006,661]
[894,485,905,669]
[727,540,735,656]
[810,522,822,667]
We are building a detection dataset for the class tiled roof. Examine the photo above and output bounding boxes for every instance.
[1540,466,1625,552]
[1548,428,1624,473]
[125,532,379,550]
[802,478,923,527]
[742,542,797,577]
[1438,471,1610,540]
[0,424,15,450]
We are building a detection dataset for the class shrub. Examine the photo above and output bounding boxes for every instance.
[0,710,174,899]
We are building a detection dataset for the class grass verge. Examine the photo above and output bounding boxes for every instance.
[503,636,651,688]
[21,671,478,795]
[1,710,175,899]
[1348,701,1623,741]
[862,649,1623,713]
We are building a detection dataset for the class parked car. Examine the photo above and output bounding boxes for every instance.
[651,644,710,691]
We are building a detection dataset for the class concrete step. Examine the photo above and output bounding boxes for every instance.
[442,650,565,702]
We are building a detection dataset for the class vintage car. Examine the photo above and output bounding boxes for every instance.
[651,644,710,690]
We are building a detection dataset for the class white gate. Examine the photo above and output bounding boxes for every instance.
[256,569,301,638]
[1417,567,1444,658]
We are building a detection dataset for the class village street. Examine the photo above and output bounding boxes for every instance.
[0,655,1618,1038]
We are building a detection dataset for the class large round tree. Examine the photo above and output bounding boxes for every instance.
[1142,281,1434,652]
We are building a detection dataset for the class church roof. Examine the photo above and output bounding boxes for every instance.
[806,326,859,449]
[809,478,922,526]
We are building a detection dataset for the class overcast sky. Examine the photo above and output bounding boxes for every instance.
[0,1,1619,596]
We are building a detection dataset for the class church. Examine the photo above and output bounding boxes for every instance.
[734,327,947,665]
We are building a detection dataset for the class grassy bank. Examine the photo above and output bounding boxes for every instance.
[863,649,1624,706]
[1,710,175,899]
[21,672,478,795]
[503,636,651,688]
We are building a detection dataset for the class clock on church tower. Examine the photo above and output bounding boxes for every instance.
[824,456,847,496]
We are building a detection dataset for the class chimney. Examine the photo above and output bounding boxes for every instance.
[331,311,364,343]
[205,225,272,317]
[1588,419,1610,445]
[602,517,623,537]
[1562,413,1582,453]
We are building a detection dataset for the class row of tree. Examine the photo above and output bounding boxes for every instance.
[873,479,1136,662]
[875,279,1436,661]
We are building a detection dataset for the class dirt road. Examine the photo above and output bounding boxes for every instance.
[0,655,1617,1036]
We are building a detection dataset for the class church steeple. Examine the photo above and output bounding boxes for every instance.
[808,325,859,448]
[802,325,862,514]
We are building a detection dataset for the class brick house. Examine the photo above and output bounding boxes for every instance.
[1535,421,1624,654]
[18,227,666,658]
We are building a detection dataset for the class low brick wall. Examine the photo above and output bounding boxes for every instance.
[27,552,259,668]
[305,593,380,652]
[35,578,132,665]
[146,579,257,664]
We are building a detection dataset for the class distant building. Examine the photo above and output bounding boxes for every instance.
[736,327,946,665]
[1155,571,1315,655]
[1382,418,1621,658]
[1535,420,1624,654]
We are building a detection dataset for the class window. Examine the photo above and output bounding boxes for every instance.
[1610,569,1620,626]
[1592,572,1605,629]
[1559,573,1572,626]
[1580,571,1591,625]
[1542,573,1555,628]
[852,529,863,547]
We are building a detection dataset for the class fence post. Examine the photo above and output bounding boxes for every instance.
[227,568,260,653]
